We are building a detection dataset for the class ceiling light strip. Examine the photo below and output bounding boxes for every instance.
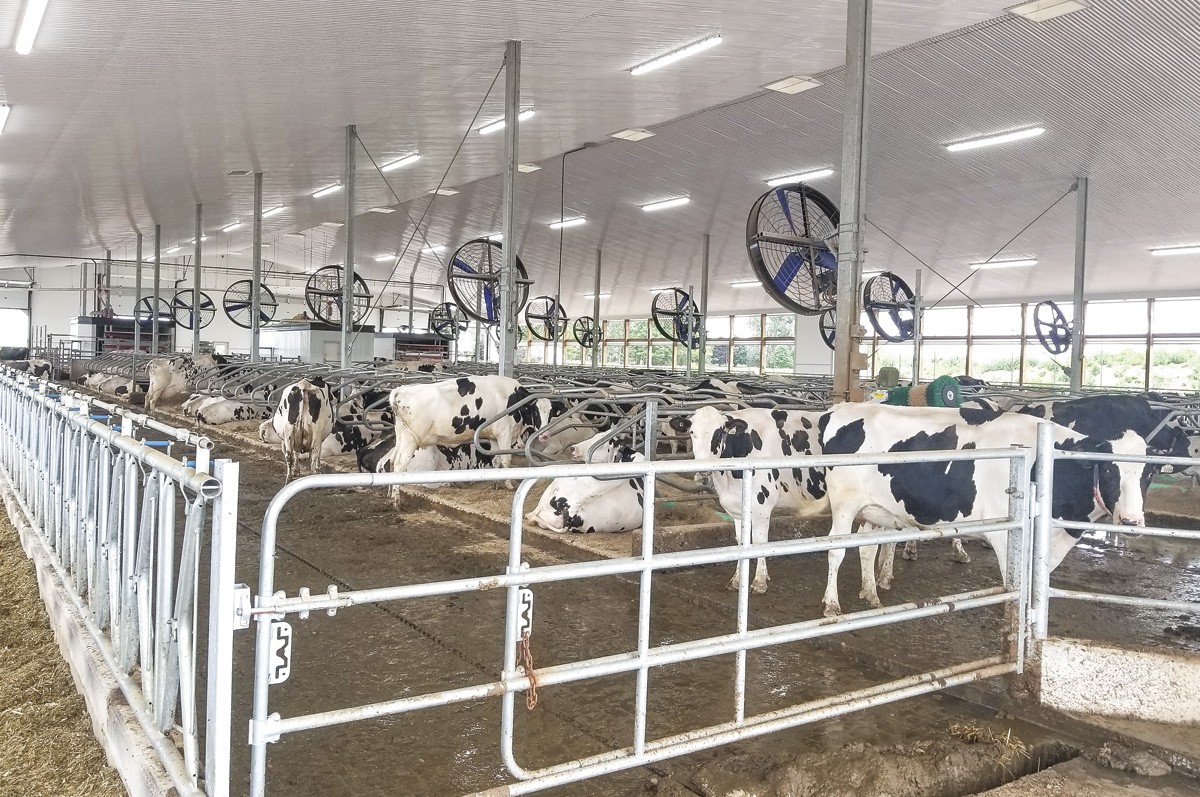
[14,0,50,55]
[946,127,1044,152]
[0,105,10,135]
[1150,245,1200,257]
[312,184,342,198]
[641,196,690,212]
[766,168,834,187]
[969,258,1038,270]
[630,34,723,76]
[479,109,535,135]
[549,217,586,229]
[381,152,420,172]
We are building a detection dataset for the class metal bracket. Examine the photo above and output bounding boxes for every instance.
[232,583,252,630]
[249,712,283,745]
[517,586,534,639]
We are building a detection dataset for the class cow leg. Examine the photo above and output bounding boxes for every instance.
[902,540,919,560]
[494,426,517,489]
[856,525,883,608]
[877,541,895,591]
[309,435,324,475]
[822,509,856,617]
[389,428,419,500]
[950,538,971,563]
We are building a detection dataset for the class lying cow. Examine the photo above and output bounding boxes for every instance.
[356,433,497,489]
[10,358,52,378]
[387,376,559,492]
[147,353,228,409]
[525,434,646,533]
[260,378,335,481]
[683,405,830,594]
[818,403,1148,617]
[195,397,269,425]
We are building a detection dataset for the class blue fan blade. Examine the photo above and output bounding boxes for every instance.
[774,252,804,293]
[453,258,477,274]
[484,287,497,322]
[775,189,798,235]
[814,248,838,272]
[226,302,249,312]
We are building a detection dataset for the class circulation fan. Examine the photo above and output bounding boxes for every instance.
[746,184,841,315]
[1034,300,1072,355]
[304,265,373,325]
[133,296,174,330]
[524,296,568,341]
[429,302,469,341]
[573,317,600,348]
[222,280,279,328]
[446,238,533,323]
[171,289,216,330]
[651,288,701,349]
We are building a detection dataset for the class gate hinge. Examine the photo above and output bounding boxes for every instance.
[232,583,252,630]
[249,712,283,745]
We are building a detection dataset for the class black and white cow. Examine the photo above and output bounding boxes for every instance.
[818,403,1149,617]
[684,405,830,594]
[1011,394,1192,461]
[147,353,228,409]
[356,433,497,488]
[387,376,560,491]
[525,435,646,533]
[195,398,270,425]
[9,358,52,378]
[259,378,335,481]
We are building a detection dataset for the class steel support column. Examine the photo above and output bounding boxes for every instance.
[591,249,602,367]
[1070,176,1088,391]
[152,225,162,354]
[193,204,202,355]
[497,40,522,378]
[342,124,357,368]
[698,233,710,375]
[832,0,872,402]
[251,174,263,363]
[911,268,922,383]
[133,232,142,367]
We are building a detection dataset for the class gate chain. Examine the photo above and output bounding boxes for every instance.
[518,632,538,710]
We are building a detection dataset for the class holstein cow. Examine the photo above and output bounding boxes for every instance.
[146,353,227,410]
[1011,394,1192,461]
[195,397,270,425]
[260,378,335,481]
[387,376,559,492]
[818,403,1149,617]
[525,432,646,533]
[356,433,497,490]
[10,358,52,378]
[683,405,830,594]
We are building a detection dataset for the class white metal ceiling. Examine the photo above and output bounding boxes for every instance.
[3,0,1198,321]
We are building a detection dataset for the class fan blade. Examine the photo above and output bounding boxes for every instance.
[774,252,804,293]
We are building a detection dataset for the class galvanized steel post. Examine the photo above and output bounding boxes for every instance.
[193,203,202,355]
[591,249,602,367]
[152,225,162,354]
[251,173,263,363]
[699,233,710,375]
[497,40,522,378]
[832,0,872,402]
[911,268,922,383]
[204,459,239,797]
[1070,177,1088,391]
[1030,421,1055,641]
[342,124,357,369]
[134,231,142,376]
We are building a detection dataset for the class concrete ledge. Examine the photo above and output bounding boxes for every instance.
[1041,637,1200,726]
[0,479,189,797]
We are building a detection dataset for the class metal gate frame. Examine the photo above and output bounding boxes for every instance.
[247,446,1034,797]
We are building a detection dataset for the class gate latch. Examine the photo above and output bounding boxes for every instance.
[517,586,534,638]
[232,583,252,630]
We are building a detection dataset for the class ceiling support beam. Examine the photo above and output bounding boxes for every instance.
[134,230,142,369]
[698,233,711,375]
[497,40,522,378]
[152,224,161,355]
[1070,176,1088,392]
[591,249,602,367]
[342,124,357,369]
[251,173,263,363]
[832,0,873,402]
[193,203,203,355]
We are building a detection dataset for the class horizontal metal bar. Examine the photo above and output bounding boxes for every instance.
[257,521,1018,616]
[479,659,1018,795]
[753,233,831,249]
[1048,587,1199,615]
[267,594,1012,740]
[1053,450,1197,467]
[1056,519,1200,541]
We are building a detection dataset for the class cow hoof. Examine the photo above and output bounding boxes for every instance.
[953,552,972,564]
[878,578,892,591]
[726,577,738,591]
[902,549,918,561]
[823,603,842,618]
[751,580,768,595]
[858,588,883,607]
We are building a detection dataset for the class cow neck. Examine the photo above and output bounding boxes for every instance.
[1092,464,1110,517]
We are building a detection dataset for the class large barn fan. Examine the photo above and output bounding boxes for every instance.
[134,296,174,329]
[446,238,533,323]
[746,184,841,316]
[305,265,373,326]
[862,273,916,342]
[171,289,215,330]
[524,296,568,341]
[818,308,836,351]
[222,280,279,328]
[488,323,524,344]
[429,302,469,341]
[1034,300,1072,355]
[573,317,600,348]
[651,288,701,349]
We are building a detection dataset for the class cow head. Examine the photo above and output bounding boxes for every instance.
[1052,430,1147,532]
[532,398,569,443]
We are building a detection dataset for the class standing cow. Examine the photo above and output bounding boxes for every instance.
[260,378,335,481]
[818,403,1148,617]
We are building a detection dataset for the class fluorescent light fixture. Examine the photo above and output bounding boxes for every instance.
[478,109,535,135]
[648,287,674,293]
[421,245,446,254]
[641,196,690,212]
[320,221,344,228]
[428,187,459,196]
[517,163,542,173]
[262,205,285,218]
[583,292,612,299]
[766,168,834,187]
[486,233,503,241]
[14,0,49,55]
[1150,244,1200,257]
[222,222,242,232]
[549,216,586,229]
[0,105,9,135]
[763,75,822,95]
[969,258,1038,270]
[946,126,1044,152]
[1008,0,1087,22]
[630,34,723,76]
[374,254,395,262]
[187,236,209,243]
[730,280,761,288]
[367,206,396,213]
[312,183,343,198]
[611,128,655,142]
[382,152,420,172]
[165,246,180,254]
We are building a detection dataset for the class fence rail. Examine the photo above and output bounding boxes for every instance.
[0,366,240,797]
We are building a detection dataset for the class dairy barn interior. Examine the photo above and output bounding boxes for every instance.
[3,1,1200,796]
